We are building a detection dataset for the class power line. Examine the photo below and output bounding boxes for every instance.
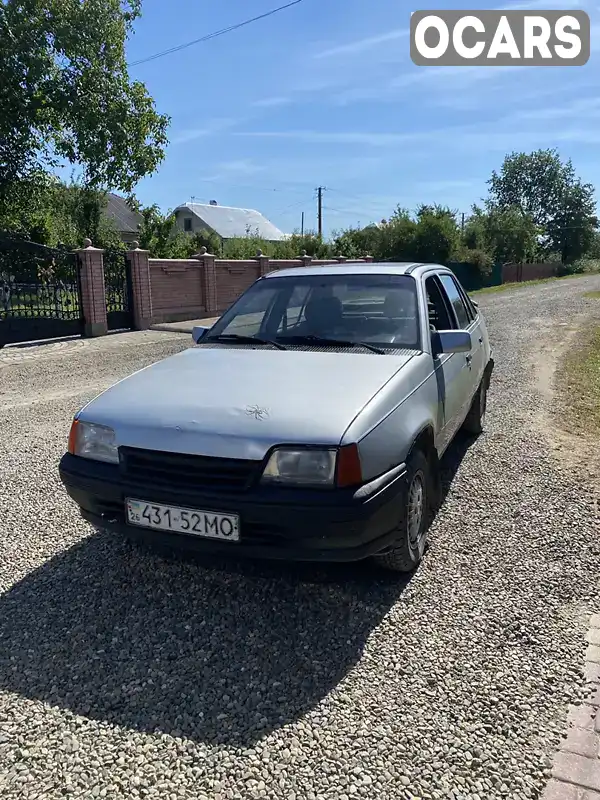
[323,204,362,216]
[271,197,313,215]
[192,176,311,197]
[129,0,304,67]
[327,187,369,204]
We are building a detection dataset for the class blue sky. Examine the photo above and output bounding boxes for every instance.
[127,0,600,236]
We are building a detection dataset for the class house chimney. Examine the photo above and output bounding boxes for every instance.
[209,200,218,206]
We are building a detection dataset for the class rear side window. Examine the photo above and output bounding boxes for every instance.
[439,274,471,329]
[460,285,478,321]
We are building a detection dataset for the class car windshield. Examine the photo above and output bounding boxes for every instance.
[205,273,420,351]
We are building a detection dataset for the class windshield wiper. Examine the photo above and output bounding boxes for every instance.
[280,334,385,354]
[206,333,287,350]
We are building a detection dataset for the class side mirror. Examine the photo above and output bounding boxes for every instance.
[192,325,210,344]
[431,330,472,356]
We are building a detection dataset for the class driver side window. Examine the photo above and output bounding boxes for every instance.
[425,276,454,331]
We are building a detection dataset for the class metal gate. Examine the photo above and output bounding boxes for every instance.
[0,233,84,348]
[103,248,134,331]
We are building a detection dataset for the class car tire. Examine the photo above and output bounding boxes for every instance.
[462,375,488,435]
[373,448,430,573]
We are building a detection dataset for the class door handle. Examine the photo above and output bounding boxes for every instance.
[465,354,472,366]
[478,337,483,344]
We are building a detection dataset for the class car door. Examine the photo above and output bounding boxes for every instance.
[438,273,483,398]
[456,279,487,387]
[424,274,473,454]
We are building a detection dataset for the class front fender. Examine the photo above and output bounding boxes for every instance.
[350,370,440,481]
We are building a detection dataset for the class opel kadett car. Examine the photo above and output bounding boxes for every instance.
[59,262,493,572]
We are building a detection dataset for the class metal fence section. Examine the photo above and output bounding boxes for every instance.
[103,247,133,331]
[0,233,84,348]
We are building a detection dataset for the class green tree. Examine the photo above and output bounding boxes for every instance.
[487,149,597,262]
[382,207,417,261]
[331,224,381,259]
[0,176,123,248]
[464,204,540,264]
[0,0,169,197]
[136,205,219,258]
[547,182,598,263]
[412,205,460,263]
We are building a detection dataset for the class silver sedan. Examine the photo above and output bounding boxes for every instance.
[59,262,493,572]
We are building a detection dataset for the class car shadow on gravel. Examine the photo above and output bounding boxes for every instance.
[0,529,410,747]
[0,435,475,747]
[437,430,479,508]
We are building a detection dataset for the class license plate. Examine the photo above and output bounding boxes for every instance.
[126,499,240,542]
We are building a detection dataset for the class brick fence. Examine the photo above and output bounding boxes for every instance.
[79,242,374,335]
[144,249,375,325]
[75,242,564,338]
[502,262,560,283]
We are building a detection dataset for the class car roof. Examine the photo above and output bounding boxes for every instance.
[264,262,448,279]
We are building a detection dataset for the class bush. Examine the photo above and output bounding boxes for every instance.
[559,259,587,276]
[454,247,494,275]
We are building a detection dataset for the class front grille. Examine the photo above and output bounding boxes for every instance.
[119,447,261,493]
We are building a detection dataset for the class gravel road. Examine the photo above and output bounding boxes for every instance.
[1,276,600,800]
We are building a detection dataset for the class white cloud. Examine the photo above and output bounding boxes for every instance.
[333,63,524,105]
[511,96,600,122]
[313,28,409,59]
[234,115,600,154]
[234,130,428,146]
[216,160,264,176]
[170,118,242,145]
[251,96,292,108]
[414,179,480,192]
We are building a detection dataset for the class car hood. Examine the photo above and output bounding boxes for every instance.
[79,345,415,460]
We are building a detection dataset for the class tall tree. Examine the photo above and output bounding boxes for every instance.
[0,0,169,196]
[464,203,540,264]
[487,150,597,262]
[412,205,460,263]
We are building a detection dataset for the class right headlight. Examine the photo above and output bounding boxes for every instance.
[68,418,119,464]
[261,444,363,488]
[262,448,337,486]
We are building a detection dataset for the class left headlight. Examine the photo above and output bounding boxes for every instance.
[261,448,337,487]
[68,419,119,464]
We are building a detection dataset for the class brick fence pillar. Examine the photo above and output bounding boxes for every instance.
[126,242,152,329]
[364,255,374,263]
[336,254,347,263]
[256,249,272,276]
[298,250,313,268]
[76,238,107,338]
[195,247,218,314]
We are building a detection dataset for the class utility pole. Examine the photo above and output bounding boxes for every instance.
[461,212,465,233]
[301,211,304,238]
[316,187,326,237]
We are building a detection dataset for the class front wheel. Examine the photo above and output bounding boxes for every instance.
[373,449,430,573]
[462,375,488,435]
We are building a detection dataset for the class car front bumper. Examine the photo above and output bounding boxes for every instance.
[59,453,408,563]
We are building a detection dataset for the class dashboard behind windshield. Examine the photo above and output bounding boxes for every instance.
[206,273,421,351]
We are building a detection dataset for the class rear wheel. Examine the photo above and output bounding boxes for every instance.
[373,449,430,573]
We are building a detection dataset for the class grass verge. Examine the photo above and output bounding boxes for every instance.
[556,325,600,438]
[583,291,600,299]
[472,272,599,296]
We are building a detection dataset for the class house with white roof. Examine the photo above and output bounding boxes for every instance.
[173,200,288,243]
